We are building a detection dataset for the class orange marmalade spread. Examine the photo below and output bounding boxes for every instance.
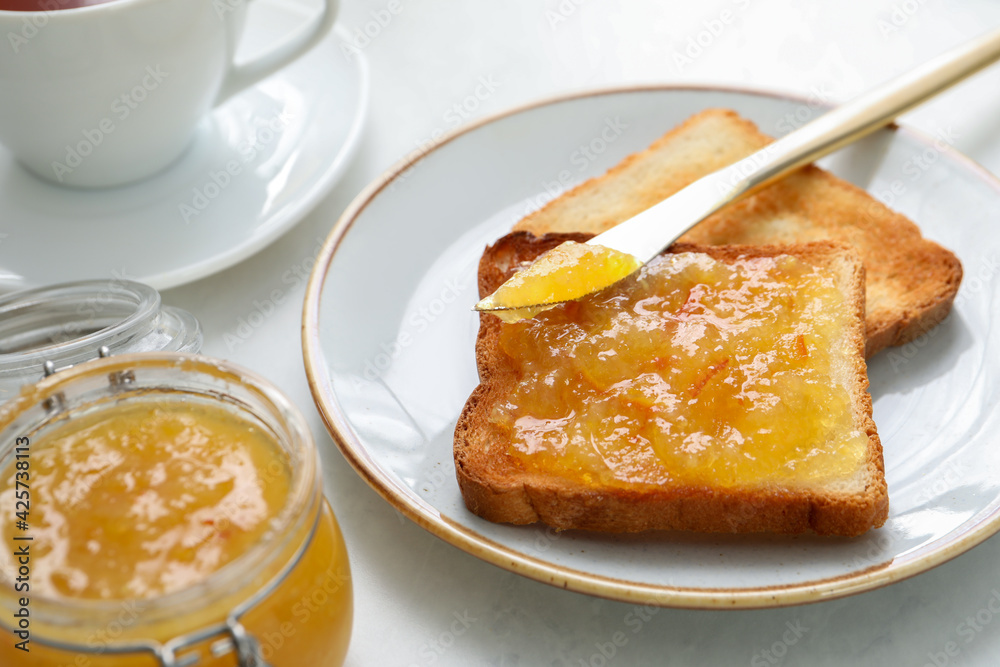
[0,401,290,601]
[476,241,643,322]
[489,252,867,489]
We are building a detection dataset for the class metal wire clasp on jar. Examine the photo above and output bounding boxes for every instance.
[0,353,353,666]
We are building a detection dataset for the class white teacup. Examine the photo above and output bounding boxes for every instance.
[0,0,337,188]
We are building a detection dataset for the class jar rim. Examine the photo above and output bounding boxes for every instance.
[0,279,162,371]
[0,352,319,627]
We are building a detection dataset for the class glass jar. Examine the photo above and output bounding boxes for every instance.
[0,280,202,402]
[0,353,352,666]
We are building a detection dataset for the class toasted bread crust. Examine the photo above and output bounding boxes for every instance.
[455,232,889,537]
[513,109,963,357]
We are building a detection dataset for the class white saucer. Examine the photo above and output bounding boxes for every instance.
[0,0,368,292]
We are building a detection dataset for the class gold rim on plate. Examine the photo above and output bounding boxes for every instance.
[302,83,1000,609]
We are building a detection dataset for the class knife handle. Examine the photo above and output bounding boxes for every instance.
[729,25,1000,205]
[593,26,1000,263]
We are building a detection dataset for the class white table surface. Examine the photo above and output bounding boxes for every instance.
[162,1,1000,664]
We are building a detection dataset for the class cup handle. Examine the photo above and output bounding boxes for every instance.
[215,0,339,105]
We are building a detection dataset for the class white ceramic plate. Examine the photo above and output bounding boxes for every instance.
[303,86,1000,608]
[0,0,368,292]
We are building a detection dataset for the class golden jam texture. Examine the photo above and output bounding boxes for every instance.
[477,241,643,322]
[490,252,866,489]
[0,401,290,600]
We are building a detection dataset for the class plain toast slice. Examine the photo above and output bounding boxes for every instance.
[512,109,962,357]
[455,232,889,537]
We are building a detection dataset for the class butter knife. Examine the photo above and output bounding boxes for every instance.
[477,25,1000,313]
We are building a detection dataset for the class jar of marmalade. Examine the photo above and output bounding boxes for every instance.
[0,353,352,666]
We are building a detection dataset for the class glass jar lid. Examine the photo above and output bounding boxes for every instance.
[0,279,201,401]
